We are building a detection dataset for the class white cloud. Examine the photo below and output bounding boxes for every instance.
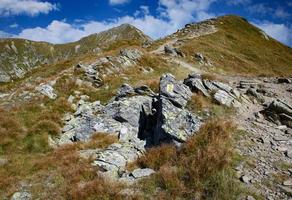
[158,0,216,25]
[18,20,86,43]
[254,21,292,46]
[109,0,130,5]
[0,0,57,16]
[11,0,217,44]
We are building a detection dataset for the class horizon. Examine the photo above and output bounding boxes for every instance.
[0,0,291,46]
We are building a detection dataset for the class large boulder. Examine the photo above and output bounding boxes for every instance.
[105,95,154,128]
[184,74,210,97]
[263,99,292,127]
[160,73,192,108]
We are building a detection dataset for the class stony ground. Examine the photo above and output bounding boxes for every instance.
[229,78,292,199]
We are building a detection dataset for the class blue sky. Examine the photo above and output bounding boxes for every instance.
[0,0,291,46]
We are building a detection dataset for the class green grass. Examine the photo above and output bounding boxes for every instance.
[151,15,292,76]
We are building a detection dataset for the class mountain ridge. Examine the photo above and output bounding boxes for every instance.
[0,23,151,82]
[1,15,292,84]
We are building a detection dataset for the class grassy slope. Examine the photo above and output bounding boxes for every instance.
[167,15,292,76]
[0,24,150,79]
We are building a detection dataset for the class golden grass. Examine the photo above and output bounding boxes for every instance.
[79,133,118,150]
[177,15,292,76]
[135,119,255,199]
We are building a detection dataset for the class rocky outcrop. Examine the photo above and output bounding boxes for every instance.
[263,99,292,128]
[184,73,242,107]
[56,73,202,181]
[74,48,143,87]
[194,53,213,66]
[35,83,57,100]
[164,45,184,57]
[0,24,151,83]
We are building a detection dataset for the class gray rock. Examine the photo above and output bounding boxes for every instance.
[184,76,210,97]
[246,88,265,103]
[164,45,177,55]
[158,97,201,142]
[239,80,260,88]
[93,115,124,134]
[285,149,292,159]
[240,175,252,184]
[131,168,155,179]
[246,196,256,200]
[36,84,57,99]
[214,90,241,107]
[160,73,192,108]
[120,49,142,60]
[94,143,144,172]
[264,99,292,128]
[116,84,135,99]
[10,192,32,200]
[212,81,233,93]
[134,85,155,96]
[283,179,292,186]
[285,129,292,135]
[105,95,153,128]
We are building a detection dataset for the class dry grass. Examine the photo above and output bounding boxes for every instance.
[137,144,177,171]
[187,94,212,112]
[136,119,253,199]
[179,15,292,76]
[79,133,118,150]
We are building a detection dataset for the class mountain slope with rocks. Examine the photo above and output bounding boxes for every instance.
[0,15,292,200]
[150,15,292,75]
[0,24,151,83]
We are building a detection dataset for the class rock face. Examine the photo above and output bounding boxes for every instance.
[263,99,292,128]
[57,73,202,180]
[184,73,242,108]
[160,73,192,108]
